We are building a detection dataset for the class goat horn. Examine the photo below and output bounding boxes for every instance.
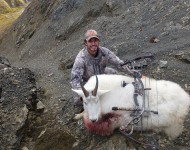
[80,81,89,97]
[92,76,98,96]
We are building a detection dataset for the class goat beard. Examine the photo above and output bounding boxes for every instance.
[84,113,121,136]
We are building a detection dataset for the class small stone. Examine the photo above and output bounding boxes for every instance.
[36,101,45,111]
[72,141,79,148]
[22,146,29,150]
[150,37,160,43]
[0,97,5,103]
[159,60,168,68]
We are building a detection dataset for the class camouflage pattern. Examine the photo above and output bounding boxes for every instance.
[70,46,124,105]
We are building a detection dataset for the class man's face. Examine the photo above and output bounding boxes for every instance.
[85,38,100,56]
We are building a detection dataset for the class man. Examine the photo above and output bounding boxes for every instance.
[70,29,124,106]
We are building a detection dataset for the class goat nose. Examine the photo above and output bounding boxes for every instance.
[90,119,97,123]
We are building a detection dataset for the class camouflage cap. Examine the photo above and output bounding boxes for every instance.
[85,29,100,41]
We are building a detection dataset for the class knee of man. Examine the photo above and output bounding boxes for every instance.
[105,67,118,74]
[73,97,83,106]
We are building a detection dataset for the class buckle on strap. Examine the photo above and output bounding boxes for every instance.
[132,82,139,107]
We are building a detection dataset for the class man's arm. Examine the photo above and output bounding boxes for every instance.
[104,48,124,69]
[70,54,85,106]
[102,47,133,74]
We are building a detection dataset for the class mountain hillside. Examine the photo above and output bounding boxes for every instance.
[0,0,190,149]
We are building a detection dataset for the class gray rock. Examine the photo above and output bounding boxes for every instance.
[0,66,37,149]
[159,60,168,68]
[36,100,45,111]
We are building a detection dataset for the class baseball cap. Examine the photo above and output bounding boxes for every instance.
[85,29,100,41]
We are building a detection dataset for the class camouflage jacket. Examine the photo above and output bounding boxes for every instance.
[70,46,124,90]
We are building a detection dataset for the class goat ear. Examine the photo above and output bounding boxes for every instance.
[97,90,110,96]
[72,89,84,97]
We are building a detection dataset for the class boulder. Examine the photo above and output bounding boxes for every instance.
[0,62,37,149]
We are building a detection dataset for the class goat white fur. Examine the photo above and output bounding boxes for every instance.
[84,74,134,91]
[73,74,190,139]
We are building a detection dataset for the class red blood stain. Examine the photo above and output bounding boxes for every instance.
[84,113,121,136]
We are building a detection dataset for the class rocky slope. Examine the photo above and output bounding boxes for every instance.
[0,0,190,149]
[0,57,36,150]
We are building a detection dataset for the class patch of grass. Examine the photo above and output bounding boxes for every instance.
[0,6,24,33]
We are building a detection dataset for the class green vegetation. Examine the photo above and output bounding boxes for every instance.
[0,6,24,33]
[0,0,10,13]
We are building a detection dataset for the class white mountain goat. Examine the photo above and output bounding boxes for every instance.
[73,74,134,119]
[72,74,190,139]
